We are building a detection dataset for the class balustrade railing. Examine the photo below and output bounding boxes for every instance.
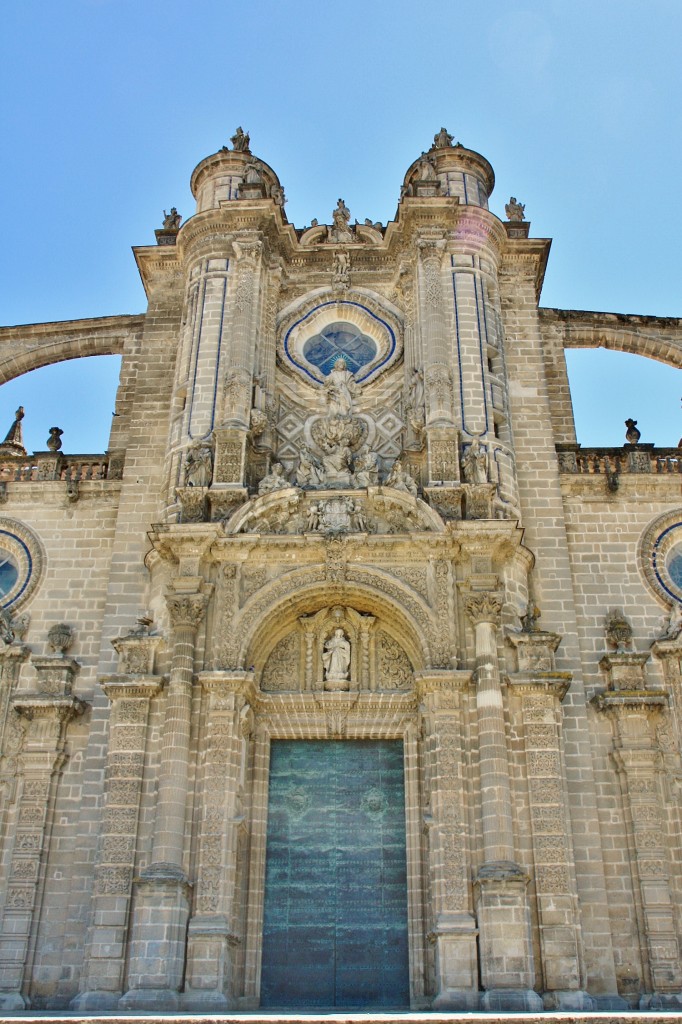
[0,453,116,483]
[556,444,682,476]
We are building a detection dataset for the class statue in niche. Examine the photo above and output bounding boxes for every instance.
[432,127,454,149]
[385,458,418,497]
[320,442,353,488]
[505,197,525,222]
[324,357,359,417]
[323,629,351,683]
[329,198,353,242]
[406,367,425,435]
[461,439,489,484]
[231,126,250,151]
[258,462,289,495]
[660,603,682,641]
[352,445,380,487]
[332,250,350,289]
[296,445,324,488]
[184,440,214,487]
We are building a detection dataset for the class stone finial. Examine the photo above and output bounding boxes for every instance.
[625,418,641,444]
[230,126,251,152]
[47,427,63,452]
[605,609,633,652]
[0,406,27,457]
[47,622,74,656]
[505,197,526,222]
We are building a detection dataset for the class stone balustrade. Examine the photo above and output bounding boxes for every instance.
[557,443,682,476]
[0,452,120,482]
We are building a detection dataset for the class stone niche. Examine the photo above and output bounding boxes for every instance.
[261,603,413,693]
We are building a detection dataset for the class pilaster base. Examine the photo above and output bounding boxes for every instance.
[480,987,543,1011]
[182,914,236,1011]
[475,861,537,999]
[430,911,479,1010]
[543,988,596,1010]
[0,992,27,1010]
[70,990,121,1012]
[119,865,191,1010]
[640,991,682,1009]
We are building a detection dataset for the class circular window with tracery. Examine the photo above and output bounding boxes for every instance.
[303,323,377,377]
[640,510,682,606]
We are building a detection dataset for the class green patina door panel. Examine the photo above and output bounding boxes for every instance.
[260,740,410,1008]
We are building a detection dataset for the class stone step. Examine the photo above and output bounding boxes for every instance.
[4,1015,681,1023]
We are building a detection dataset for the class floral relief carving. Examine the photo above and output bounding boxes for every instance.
[262,631,301,691]
[377,631,412,690]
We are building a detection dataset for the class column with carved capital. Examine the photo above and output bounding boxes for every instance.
[72,632,164,1011]
[464,592,541,1011]
[213,237,264,488]
[0,652,85,1009]
[417,237,459,486]
[183,671,254,1009]
[594,654,682,1008]
[121,586,208,1010]
[416,670,478,1009]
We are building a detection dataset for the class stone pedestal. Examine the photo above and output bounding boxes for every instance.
[416,670,478,1009]
[213,426,247,486]
[119,867,191,1011]
[182,671,254,1010]
[507,629,594,1010]
[464,593,539,1009]
[0,651,85,1010]
[594,649,682,1008]
[120,585,208,1009]
[72,654,163,1010]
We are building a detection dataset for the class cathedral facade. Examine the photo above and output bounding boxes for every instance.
[0,127,680,1012]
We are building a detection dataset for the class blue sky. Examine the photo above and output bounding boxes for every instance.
[1,0,680,452]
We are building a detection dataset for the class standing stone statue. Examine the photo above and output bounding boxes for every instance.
[324,358,358,417]
[231,126,250,151]
[162,208,182,231]
[432,127,454,149]
[184,441,213,487]
[329,198,353,242]
[505,197,526,222]
[461,439,489,484]
[323,629,351,682]
[295,446,323,488]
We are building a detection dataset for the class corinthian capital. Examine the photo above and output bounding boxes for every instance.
[166,592,208,631]
[464,592,503,627]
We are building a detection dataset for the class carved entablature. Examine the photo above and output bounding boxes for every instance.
[226,486,445,537]
[260,604,414,694]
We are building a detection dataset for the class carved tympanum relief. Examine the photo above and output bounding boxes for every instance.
[260,605,413,693]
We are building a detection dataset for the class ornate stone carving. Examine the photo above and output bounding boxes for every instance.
[184,440,213,487]
[332,250,350,291]
[385,458,418,496]
[461,439,489,484]
[262,631,300,691]
[328,198,353,243]
[165,592,208,631]
[175,486,208,523]
[504,197,525,222]
[377,631,412,690]
[605,608,634,652]
[258,462,289,494]
[463,592,503,627]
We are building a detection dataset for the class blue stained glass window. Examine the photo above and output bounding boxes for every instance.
[668,552,682,589]
[303,323,377,377]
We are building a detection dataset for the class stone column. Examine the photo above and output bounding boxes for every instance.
[507,630,593,1010]
[416,670,478,1009]
[120,585,208,1010]
[213,237,264,488]
[0,655,84,1009]
[183,671,254,1009]
[417,236,459,487]
[464,592,541,1011]
[595,652,682,1008]
[72,633,163,1011]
